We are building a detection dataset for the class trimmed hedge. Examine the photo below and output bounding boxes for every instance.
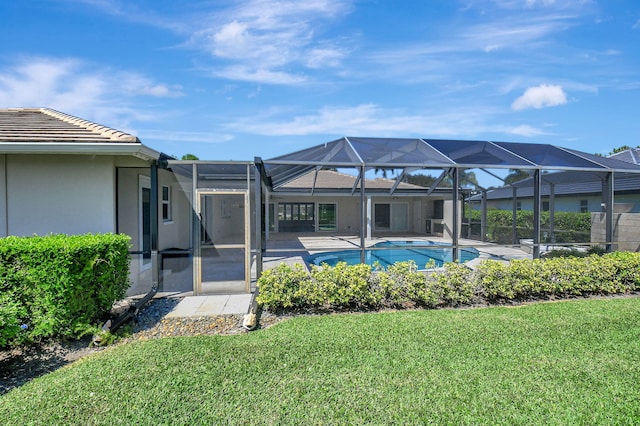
[467,209,591,243]
[0,234,131,347]
[257,252,640,311]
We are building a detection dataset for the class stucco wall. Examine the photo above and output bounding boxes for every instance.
[3,154,116,237]
[269,194,446,235]
[485,194,640,213]
[0,155,6,237]
[117,168,192,251]
[158,169,192,250]
[591,212,640,252]
[442,199,461,239]
[203,193,246,244]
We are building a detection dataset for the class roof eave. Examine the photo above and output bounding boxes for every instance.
[0,142,160,161]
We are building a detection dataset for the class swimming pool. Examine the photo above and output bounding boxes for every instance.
[305,241,479,269]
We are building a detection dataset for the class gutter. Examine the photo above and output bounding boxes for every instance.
[0,142,161,162]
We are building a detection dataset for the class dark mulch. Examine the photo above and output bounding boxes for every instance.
[0,298,284,396]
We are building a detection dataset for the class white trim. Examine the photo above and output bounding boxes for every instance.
[316,202,338,232]
[0,142,160,161]
[162,184,173,223]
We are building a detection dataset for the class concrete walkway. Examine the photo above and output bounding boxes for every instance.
[165,294,253,318]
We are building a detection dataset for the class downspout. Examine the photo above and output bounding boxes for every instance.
[532,169,541,259]
[481,190,487,242]
[549,183,555,244]
[360,166,366,263]
[512,186,518,245]
[451,168,459,261]
[94,160,163,341]
[244,159,263,330]
[3,154,7,237]
[604,172,614,252]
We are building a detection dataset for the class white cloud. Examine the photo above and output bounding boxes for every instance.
[511,84,568,110]
[223,103,519,138]
[507,124,551,136]
[210,65,308,85]
[139,129,234,145]
[0,56,183,128]
[187,0,352,84]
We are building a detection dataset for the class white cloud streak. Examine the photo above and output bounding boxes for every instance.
[0,56,183,129]
[224,103,547,139]
[511,84,568,110]
[188,0,352,84]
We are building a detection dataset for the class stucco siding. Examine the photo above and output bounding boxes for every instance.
[483,194,640,213]
[0,155,6,237]
[6,154,116,236]
[158,169,192,250]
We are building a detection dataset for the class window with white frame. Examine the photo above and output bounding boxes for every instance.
[580,199,588,213]
[162,185,172,222]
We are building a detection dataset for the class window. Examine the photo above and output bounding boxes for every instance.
[375,204,391,230]
[375,203,408,231]
[318,203,337,231]
[278,203,315,232]
[516,201,522,211]
[162,185,172,222]
[580,199,588,213]
[542,201,550,212]
[433,200,444,219]
[268,203,275,232]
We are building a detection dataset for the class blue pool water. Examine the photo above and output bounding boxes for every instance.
[305,241,479,269]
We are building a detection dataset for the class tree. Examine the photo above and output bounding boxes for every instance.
[405,170,478,189]
[406,173,438,187]
[504,169,530,185]
[181,153,199,160]
[459,170,478,188]
[608,145,638,155]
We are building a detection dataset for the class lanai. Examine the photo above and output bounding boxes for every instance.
[163,137,640,295]
[253,137,640,279]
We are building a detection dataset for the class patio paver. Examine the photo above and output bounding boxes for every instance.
[165,294,253,318]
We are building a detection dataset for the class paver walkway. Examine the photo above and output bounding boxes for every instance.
[165,294,253,318]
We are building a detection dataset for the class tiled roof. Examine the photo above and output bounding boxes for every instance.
[0,108,139,143]
[281,169,428,191]
[470,147,640,201]
[609,148,640,165]
[474,175,640,201]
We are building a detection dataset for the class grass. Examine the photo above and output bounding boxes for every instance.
[2,297,640,425]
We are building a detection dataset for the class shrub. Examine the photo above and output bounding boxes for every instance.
[306,262,378,308]
[468,209,591,244]
[257,252,640,312]
[429,262,474,305]
[0,233,131,347]
[0,293,28,347]
[255,263,310,310]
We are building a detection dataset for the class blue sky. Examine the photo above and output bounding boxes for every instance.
[1,0,639,186]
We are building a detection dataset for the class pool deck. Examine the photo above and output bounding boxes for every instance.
[263,234,530,270]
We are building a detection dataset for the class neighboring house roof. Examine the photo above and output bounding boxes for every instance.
[472,147,640,201]
[278,169,446,194]
[0,108,159,160]
[472,175,640,201]
[609,148,640,165]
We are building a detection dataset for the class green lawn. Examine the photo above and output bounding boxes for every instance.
[2,297,640,425]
